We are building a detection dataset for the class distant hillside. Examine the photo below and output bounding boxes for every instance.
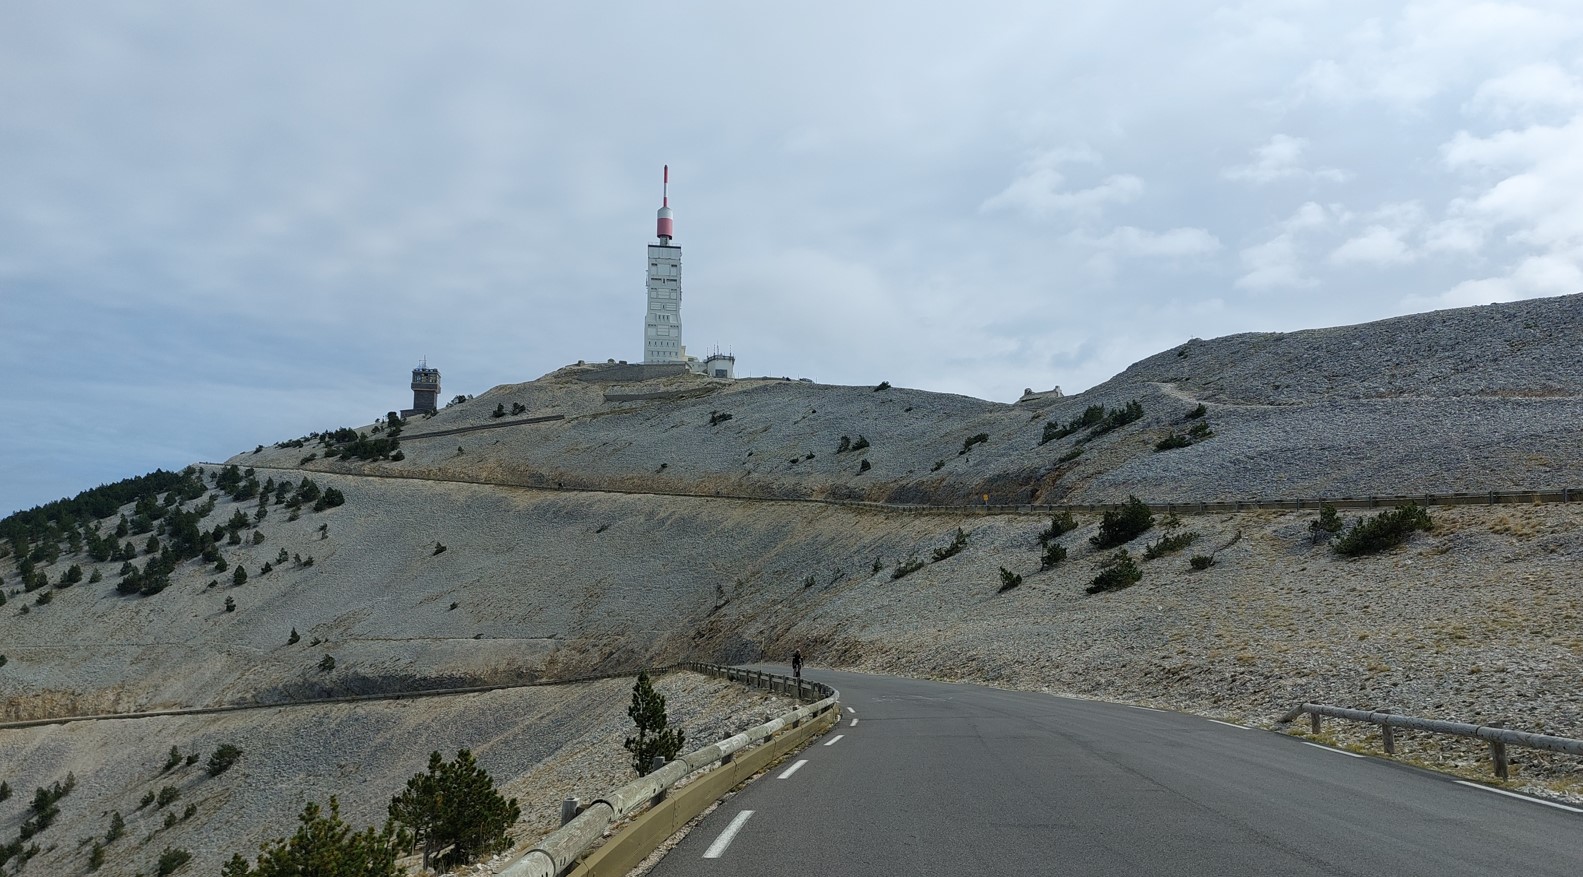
[3,292,1582,835]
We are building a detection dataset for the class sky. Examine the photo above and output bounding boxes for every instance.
[4,1,1582,516]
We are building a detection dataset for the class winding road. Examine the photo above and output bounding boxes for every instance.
[647,668,1581,876]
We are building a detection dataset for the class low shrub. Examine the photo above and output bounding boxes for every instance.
[858,459,871,473]
[997,567,1022,592]
[207,743,242,777]
[891,558,924,581]
[1038,512,1077,545]
[1185,403,1207,419]
[1154,433,1192,452]
[1040,542,1067,569]
[851,435,870,452]
[1189,555,1215,570]
[156,785,180,808]
[959,433,989,455]
[708,410,734,426]
[873,381,890,391]
[1086,550,1142,594]
[318,655,336,672]
[1334,503,1432,556]
[1057,448,1082,463]
[1309,504,1343,544]
[930,528,969,562]
[1090,496,1153,549]
[155,846,191,877]
[1143,531,1199,560]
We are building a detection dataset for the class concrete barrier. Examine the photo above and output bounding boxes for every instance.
[496,663,838,877]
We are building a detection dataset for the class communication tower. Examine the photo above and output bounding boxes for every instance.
[407,360,440,416]
[643,165,684,363]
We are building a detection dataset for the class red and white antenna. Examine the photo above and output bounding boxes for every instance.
[656,164,674,243]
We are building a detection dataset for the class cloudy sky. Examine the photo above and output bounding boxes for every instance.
[4,1,1581,516]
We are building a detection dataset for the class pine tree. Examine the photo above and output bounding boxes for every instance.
[222,798,404,877]
[388,750,520,870]
[624,670,686,776]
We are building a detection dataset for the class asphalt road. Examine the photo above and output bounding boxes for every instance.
[645,667,1582,876]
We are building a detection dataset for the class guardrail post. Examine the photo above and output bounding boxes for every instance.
[560,797,580,827]
[1491,741,1509,779]
[1381,725,1395,755]
[1310,712,1321,734]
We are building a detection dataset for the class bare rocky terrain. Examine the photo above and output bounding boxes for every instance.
[3,292,1582,873]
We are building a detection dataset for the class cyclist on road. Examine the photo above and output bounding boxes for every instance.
[791,649,803,679]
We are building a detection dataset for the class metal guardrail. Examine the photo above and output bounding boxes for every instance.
[499,663,838,877]
[1279,703,1583,779]
[209,462,1582,518]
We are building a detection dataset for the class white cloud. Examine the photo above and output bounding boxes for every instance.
[981,148,1142,218]
[1236,233,1313,289]
[1330,225,1416,265]
[1080,226,1221,258]
[1467,62,1583,119]
[1296,1,1582,106]
[1222,134,1350,183]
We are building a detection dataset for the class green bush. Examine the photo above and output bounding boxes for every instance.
[1090,496,1153,549]
[930,528,969,562]
[1309,504,1343,544]
[388,750,520,871]
[873,381,890,391]
[1040,542,1067,569]
[1154,433,1192,452]
[1334,504,1432,556]
[208,743,242,777]
[624,671,686,776]
[156,846,192,876]
[432,542,447,556]
[708,410,734,426]
[233,566,247,586]
[1143,531,1199,560]
[105,811,124,843]
[1088,400,1144,437]
[1086,550,1142,594]
[851,435,870,452]
[88,841,105,871]
[139,790,155,809]
[858,459,871,473]
[1057,448,1082,463]
[221,798,403,877]
[164,745,181,772]
[959,433,988,455]
[156,784,180,809]
[287,628,300,645]
[891,558,924,580]
[318,655,336,672]
[997,567,1022,592]
[0,780,8,801]
[491,403,506,419]
[1038,512,1077,545]
[224,596,236,612]
[1185,403,1207,419]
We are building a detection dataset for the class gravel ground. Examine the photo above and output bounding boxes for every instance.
[0,671,791,877]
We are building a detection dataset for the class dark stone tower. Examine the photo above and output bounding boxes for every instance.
[406,361,440,416]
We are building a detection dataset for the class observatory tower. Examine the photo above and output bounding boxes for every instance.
[643,165,684,364]
[405,360,440,417]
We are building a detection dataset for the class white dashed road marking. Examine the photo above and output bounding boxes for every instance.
[703,810,755,859]
[1454,781,1583,813]
[1299,741,1365,758]
[1128,705,1165,712]
[851,717,858,727]
[824,734,845,746]
[777,760,808,780]
[847,707,855,714]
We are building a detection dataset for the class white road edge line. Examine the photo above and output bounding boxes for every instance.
[777,760,808,780]
[702,810,755,859]
[1208,719,1248,730]
[851,717,858,727]
[1128,705,1165,712]
[1454,781,1583,813]
[824,734,845,746]
[1299,741,1365,758]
